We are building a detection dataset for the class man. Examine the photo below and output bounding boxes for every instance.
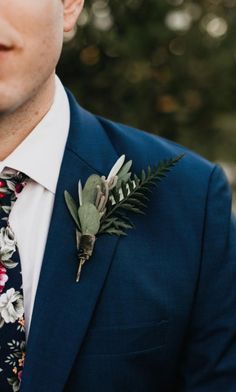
[0,1,235,391]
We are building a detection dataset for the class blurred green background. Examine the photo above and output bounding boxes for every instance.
[57,0,236,207]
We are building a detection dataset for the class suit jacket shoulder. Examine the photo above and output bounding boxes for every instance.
[96,114,221,199]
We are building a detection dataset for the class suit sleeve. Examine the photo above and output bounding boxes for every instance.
[178,165,236,391]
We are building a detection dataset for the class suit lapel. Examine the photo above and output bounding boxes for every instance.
[21,91,120,391]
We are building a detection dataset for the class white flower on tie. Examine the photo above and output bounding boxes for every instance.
[0,288,24,324]
[0,226,17,261]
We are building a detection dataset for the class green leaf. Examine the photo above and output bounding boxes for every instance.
[121,182,128,198]
[113,220,133,230]
[121,173,131,184]
[112,187,121,204]
[127,179,135,192]
[131,207,146,215]
[78,203,101,235]
[133,192,149,201]
[64,191,81,230]
[119,203,134,211]
[99,212,134,234]
[116,160,132,188]
[116,214,135,227]
[82,174,103,205]
[118,203,145,214]
[127,198,147,208]
[141,169,146,182]
[99,220,114,232]
[138,186,152,193]
[134,174,140,185]
[117,159,132,177]
[105,227,127,236]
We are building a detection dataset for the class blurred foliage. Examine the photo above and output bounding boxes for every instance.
[57,0,236,172]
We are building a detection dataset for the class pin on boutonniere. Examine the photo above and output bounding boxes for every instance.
[64,154,183,282]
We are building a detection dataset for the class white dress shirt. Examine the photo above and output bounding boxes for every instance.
[0,75,70,339]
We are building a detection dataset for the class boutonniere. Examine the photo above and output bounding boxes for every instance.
[64,154,183,282]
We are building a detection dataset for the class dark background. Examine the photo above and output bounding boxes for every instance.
[57,0,236,203]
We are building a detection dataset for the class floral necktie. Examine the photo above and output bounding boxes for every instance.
[0,168,29,392]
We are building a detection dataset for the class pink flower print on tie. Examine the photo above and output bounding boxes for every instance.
[0,264,8,293]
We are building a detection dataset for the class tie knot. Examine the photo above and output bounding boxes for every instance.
[0,168,29,207]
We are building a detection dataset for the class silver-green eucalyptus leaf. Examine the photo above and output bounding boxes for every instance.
[82,175,103,205]
[64,191,81,229]
[117,160,132,178]
[78,203,101,235]
[116,160,132,188]
[78,180,83,206]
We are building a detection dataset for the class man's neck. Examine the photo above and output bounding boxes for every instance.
[0,75,55,161]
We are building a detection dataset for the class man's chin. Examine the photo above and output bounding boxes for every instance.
[0,99,21,116]
[0,86,24,116]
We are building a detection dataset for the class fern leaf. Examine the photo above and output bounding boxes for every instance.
[134,174,140,186]
[113,220,133,230]
[99,154,184,235]
[121,182,128,198]
[105,228,127,236]
[134,192,150,201]
[141,169,146,182]
[126,198,147,209]
[127,179,135,192]
[112,188,121,203]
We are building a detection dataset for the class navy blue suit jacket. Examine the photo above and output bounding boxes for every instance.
[20,89,236,391]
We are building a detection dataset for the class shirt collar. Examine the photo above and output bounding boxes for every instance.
[0,75,70,194]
